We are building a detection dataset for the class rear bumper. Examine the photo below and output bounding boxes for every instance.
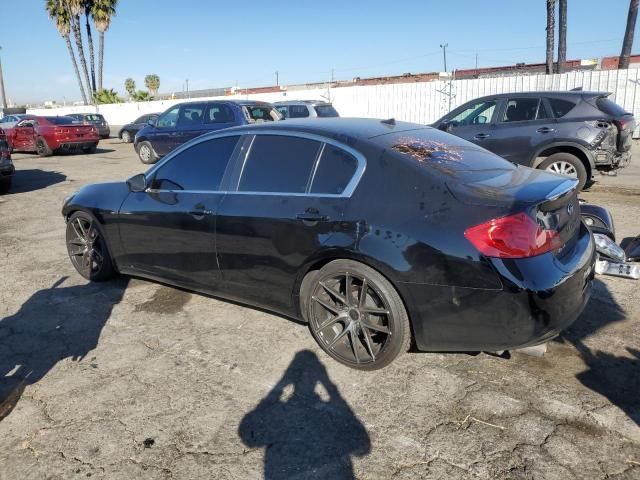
[594,149,631,168]
[57,141,98,150]
[403,224,596,351]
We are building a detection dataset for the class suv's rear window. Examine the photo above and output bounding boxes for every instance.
[44,116,80,125]
[314,105,339,117]
[548,98,577,118]
[596,97,629,117]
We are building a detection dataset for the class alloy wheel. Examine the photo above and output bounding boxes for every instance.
[139,145,151,162]
[36,139,46,156]
[309,272,393,366]
[546,160,577,178]
[67,216,104,278]
[122,131,131,143]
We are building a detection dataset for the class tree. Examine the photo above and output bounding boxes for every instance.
[124,77,135,97]
[145,74,160,97]
[66,0,94,101]
[557,0,567,73]
[620,0,639,69]
[93,88,121,104]
[83,0,96,92]
[91,0,118,91]
[133,90,150,101]
[546,0,556,74]
[46,0,88,104]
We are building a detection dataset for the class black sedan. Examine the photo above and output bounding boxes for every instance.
[62,118,595,369]
[118,113,160,143]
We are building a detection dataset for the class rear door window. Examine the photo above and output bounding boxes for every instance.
[289,105,310,118]
[310,144,358,195]
[204,104,235,124]
[501,98,539,122]
[238,135,321,193]
[314,105,339,117]
[548,98,577,118]
[275,106,289,118]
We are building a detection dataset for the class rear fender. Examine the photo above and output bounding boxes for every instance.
[530,141,595,171]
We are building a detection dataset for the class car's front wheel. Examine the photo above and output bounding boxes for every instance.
[137,141,158,164]
[66,211,116,281]
[304,259,411,370]
[539,152,588,191]
[121,130,132,143]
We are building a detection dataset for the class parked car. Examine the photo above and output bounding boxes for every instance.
[67,113,111,138]
[118,113,160,143]
[4,116,100,156]
[62,118,595,370]
[0,114,28,129]
[0,133,14,193]
[274,100,340,119]
[433,91,635,190]
[134,100,282,164]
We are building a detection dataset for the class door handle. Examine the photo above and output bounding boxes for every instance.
[537,127,556,133]
[296,210,328,223]
[474,133,491,139]
[189,209,214,219]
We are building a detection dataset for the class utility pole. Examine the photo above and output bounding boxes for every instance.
[0,46,8,111]
[185,79,190,99]
[439,43,448,72]
[475,51,478,77]
[275,71,279,86]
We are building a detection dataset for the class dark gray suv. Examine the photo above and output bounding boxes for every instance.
[434,91,635,190]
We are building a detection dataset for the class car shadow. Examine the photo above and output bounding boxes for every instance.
[558,278,639,427]
[7,168,66,194]
[238,350,371,479]
[0,276,128,422]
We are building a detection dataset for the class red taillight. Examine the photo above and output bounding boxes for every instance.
[464,212,562,259]
[614,118,632,131]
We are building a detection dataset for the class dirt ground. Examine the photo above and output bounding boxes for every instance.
[0,138,639,480]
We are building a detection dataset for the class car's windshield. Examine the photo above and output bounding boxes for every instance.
[242,105,282,123]
[314,105,339,117]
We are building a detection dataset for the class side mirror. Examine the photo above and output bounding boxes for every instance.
[127,173,148,192]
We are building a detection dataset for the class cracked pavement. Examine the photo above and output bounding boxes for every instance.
[0,139,639,479]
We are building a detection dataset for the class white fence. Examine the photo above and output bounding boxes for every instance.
[28,69,640,136]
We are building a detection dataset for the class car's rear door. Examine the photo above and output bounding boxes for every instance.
[117,134,243,290]
[215,133,363,311]
[202,103,239,132]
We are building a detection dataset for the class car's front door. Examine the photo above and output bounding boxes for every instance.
[215,133,362,311]
[11,120,37,151]
[117,134,242,290]
[488,97,556,165]
[150,106,180,156]
[441,99,499,149]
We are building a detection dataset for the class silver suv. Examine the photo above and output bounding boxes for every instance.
[274,100,339,119]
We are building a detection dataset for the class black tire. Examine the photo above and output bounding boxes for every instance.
[121,130,132,143]
[66,211,117,282]
[539,152,588,191]
[137,141,158,164]
[82,143,98,154]
[36,137,53,157]
[304,259,411,370]
[0,178,11,194]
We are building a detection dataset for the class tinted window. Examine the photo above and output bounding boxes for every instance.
[450,100,496,125]
[314,105,339,117]
[536,99,550,120]
[310,145,358,195]
[44,116,79,125]
[276,106,288,118]
[134,115,148,124]
[242,105,282,123]
[596,97,629,117]
[151,136,240,191]
[238,135,321,193]
[204,104,235,124]
[289,105,310,118]
[548,98,577,118]
[156,106,179,128]
[178,104,205,126]
[84,114,104,122]
[502,98,539,122]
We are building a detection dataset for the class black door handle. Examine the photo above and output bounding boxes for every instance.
[474,133,491,139]
[189,209,214,219]
[296,210,328,222]
[537,127,556,133]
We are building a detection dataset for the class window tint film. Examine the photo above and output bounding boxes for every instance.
[204,104,235,124]
[238,135,321,193]
[151,136,240,191]
[289,105,310,118]
[310,144,358,195]
[156,106,180,128]
[502,98,539,122]
[178,104,205,126]
[276,106,288,118]
[548,98,577,118]
[314,105,339,117]
[451,101,496,125]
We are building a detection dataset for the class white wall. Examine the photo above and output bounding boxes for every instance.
[28,69,640,136]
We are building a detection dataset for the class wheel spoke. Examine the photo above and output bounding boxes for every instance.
[71,221,85,242]
[75,218,88,239]
[359,278,368,308]
[69,245,85,256]
[361,320,391,334]
[361,327,376,361]
[345,273,353,306]
[312,295,339,314]
[328,325,350,349]
[319,281,347,307]
[349,330,361,364]
[317,313,344,330]
[362,306,390,315]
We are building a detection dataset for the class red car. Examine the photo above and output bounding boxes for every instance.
[3,115,100,156]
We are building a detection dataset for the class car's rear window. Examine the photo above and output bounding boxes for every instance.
[84,114,104,122]
[44,116,80,125]
[596,97,630,117]
[242,105,281,123]
[547,98,578,118]
[314,105,339,117]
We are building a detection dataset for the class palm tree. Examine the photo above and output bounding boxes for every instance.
[145,74,160,97]
[83,0,96,92]
[66,0,94,102]
[91,0,117,91]
[94,88,121,104]
[557,0,567,73]
[620,0,639,69]
[133,90,150,101]
[546,0,556,74]
[46,0,88,104]
[124,77,135,98]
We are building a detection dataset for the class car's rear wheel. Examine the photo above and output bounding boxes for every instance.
[36,137,53,157]
[66,211,116,281]
[305,259,411,370]
[121,130,132,143]
[137,141,157,164]
[539,152,588,191]
[82,143,98,154]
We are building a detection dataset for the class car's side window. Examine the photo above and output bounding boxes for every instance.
[501,98,539,122]
[136,115,147,124]
[238,135,321,193]
[536,99,550,120]
[156,106,180,128]
[310,144,358,195]
[276,106,288,118]
[151,136,240,191]
[178,104,205,127]
[450,101,496,125]
[289,105,310,118]
[204,104,235,124]
[548,98,577,118]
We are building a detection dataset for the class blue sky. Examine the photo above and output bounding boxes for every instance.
[1,0,638,104]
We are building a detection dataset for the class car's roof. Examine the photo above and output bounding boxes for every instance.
[217,117,429,140]
[469,90,609,101]
[71,112,104,116]
[274,100,332,106]
[171,99,274,107]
